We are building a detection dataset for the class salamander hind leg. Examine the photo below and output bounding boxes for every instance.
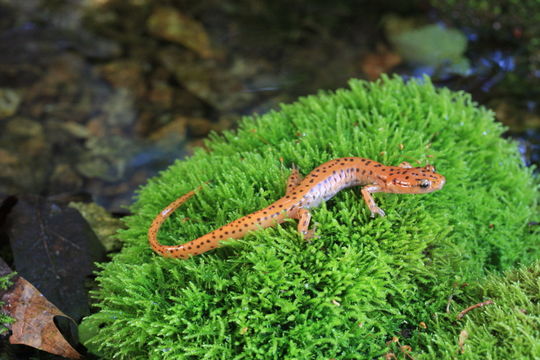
[286,164,304,195]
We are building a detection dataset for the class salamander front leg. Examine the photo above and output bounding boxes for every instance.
[360,185,385,217]
[292,208,317,240]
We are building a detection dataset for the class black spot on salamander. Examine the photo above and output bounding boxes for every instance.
[374,164,381,167]
[365,161,371,165]
[206,239,211,243]
[405,176,410,179]
[340,162,345,166]
[348,158,354,161]
[362,170,366,174]
[309,179,315,183]
[369,170,373,175]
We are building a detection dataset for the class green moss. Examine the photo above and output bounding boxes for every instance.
[0,272,16,335]
[82,76,538,359]
[420,260,540,359]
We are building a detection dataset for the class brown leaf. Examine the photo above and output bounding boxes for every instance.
[147,7,214,59]
[0,257,82,359]
[6,195,105,322]
[361,45,402,80]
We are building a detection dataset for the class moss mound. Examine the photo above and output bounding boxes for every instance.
[420,260,540,359]
[82,76,538,359]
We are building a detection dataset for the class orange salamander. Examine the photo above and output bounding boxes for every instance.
[149,157,446,259]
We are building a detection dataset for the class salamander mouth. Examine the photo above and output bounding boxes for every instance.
[435,177,446,190]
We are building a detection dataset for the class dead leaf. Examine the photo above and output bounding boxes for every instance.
[361,45,402,80]
[6,194,105,321]
[458,329,468,354]
[147,7,214,59]
[0,257,82,359]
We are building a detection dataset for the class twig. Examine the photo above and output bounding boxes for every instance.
[457,299,494,319]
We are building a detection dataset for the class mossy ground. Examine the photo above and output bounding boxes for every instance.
[81,76,539,359]
[0,272,16,334]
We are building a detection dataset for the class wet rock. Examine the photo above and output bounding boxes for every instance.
[102,88,137,127]
[384,15,469,74]
[149,115,188,141]
[99,60,147,97]
[76,135,136,182]
[148,80,173,108]
[20,137,48,158]
[0,148,19,166]
[68,202,124,252]
[0,88,21,118]
[158,47,252,111]
[187,117,213,137]
[61,121,91,139]
[50,164,83,194]
[147,7,214,59]
[5,118,43,137]
[76,156,111,181]
[86,115,107,137]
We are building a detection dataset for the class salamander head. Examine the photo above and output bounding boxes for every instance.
[385,164,446,194]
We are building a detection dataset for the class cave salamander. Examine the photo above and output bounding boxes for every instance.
[148,157,446,259]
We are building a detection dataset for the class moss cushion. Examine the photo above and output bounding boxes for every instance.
[81,76,538,359]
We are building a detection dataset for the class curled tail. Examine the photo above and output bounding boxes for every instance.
[148,185,207,259]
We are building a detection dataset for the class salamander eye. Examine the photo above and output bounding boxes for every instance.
[419,179,431,188]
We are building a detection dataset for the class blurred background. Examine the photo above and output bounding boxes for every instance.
[0,0,539,358]
[0,0,538,214]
